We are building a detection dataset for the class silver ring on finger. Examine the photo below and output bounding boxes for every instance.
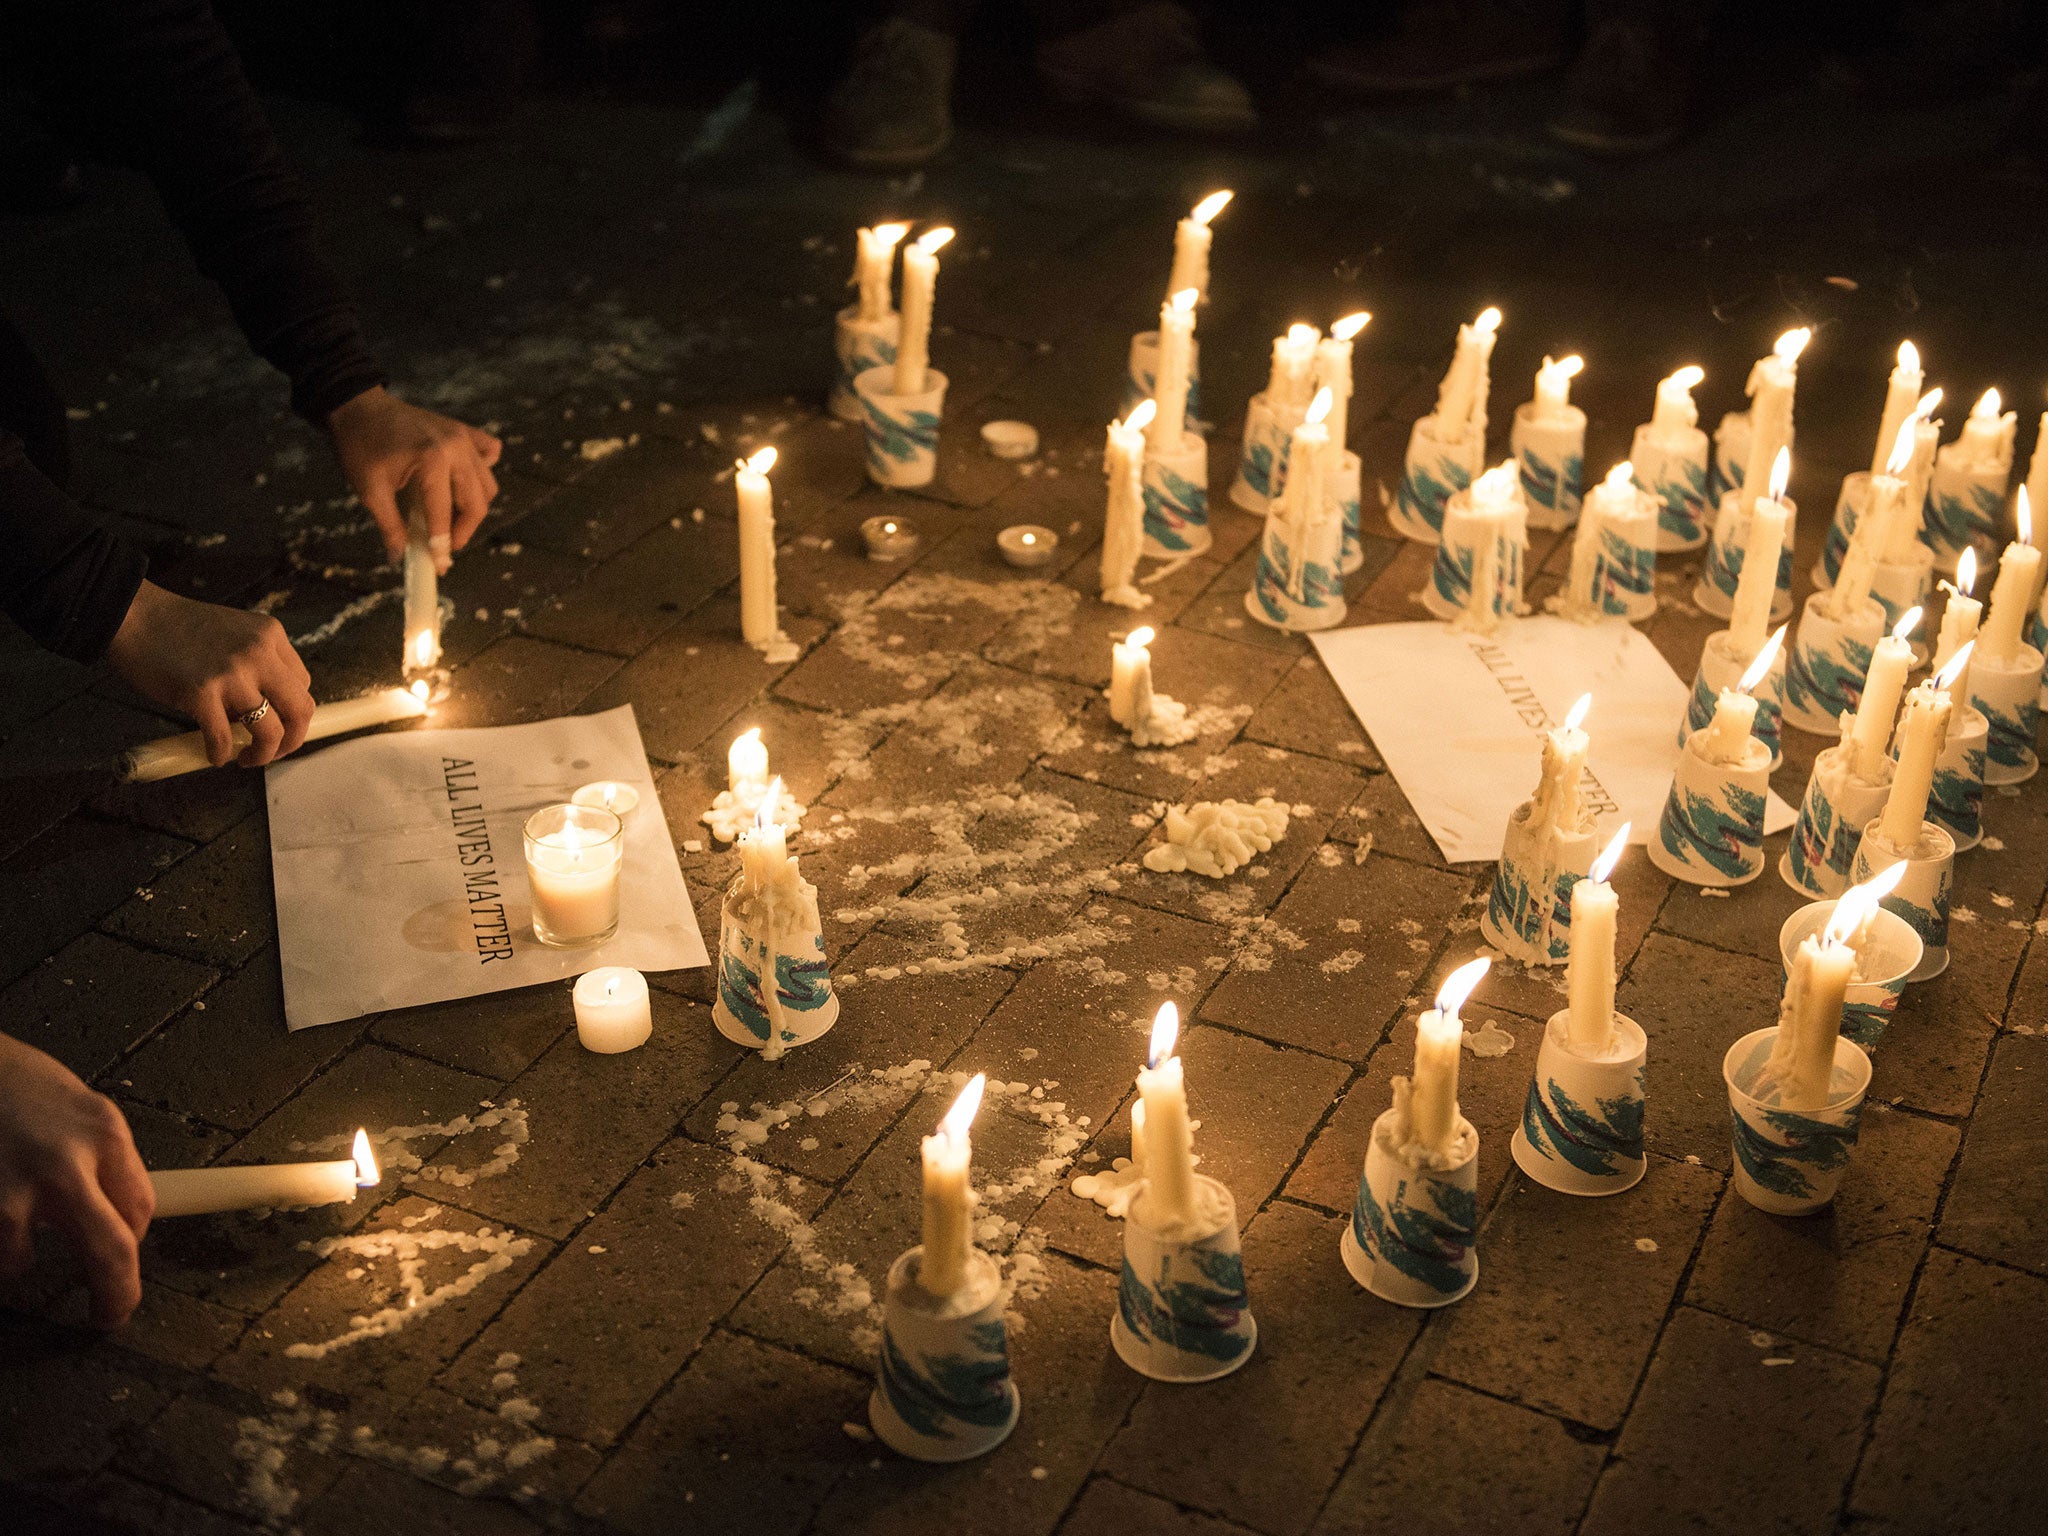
[238,700,272,729]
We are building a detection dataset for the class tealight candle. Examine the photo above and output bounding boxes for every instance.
[1166,190,1231,303]
[997,525,1059,569]
[150,1129,379,1218]
[571,781,641,820]
[859,515,922,562]
[573,966,652,1053]
[919,1073,986,1297]
[523,803,625,948]
[1405,957,1490,1159]
[1135,1003,1198,1226]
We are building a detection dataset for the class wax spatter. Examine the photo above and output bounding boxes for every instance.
[285,1224,533,1359]
[1142,798,1290,877]
[1464,1019,1516,1057]
[291,1100,528,1188]
[1634,1237,1659,1253]
[1191,884,1309,973]
[729,1154,879,1338]
[713,1061,934,1154]
[1952,905,1978,924]
[1322,949,1367,975]
[232,1391,339,1524]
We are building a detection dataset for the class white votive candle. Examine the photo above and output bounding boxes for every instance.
[1564,825,1629,1056]
[894,226,954,396]
[1531,354,1584,423]
[1869,341,1924,480]
[1150,288,1199,449]
[524,803,625,948]
[573,966,652,1053]
[1979,487,2041,665]
[853,221,909,323]
[1406,957,1489,1160]
[1109,626,1156,727]
[1167,190,1231,303]
[572,781,641,820]
[736,445,780,647]
[1435,307,1501,436]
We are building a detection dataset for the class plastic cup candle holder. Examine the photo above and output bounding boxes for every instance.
[859,515,922,562]
[996,525,1059,569]
[1390,413,1480,545]
[1723,1027,1873,1216]
[1816,471,1870,588]
[1632,366,1711,552]
[1917,705,1990,851]
[1511,1011,1648,1197]
[572,966,652,1054]
[831,307,901,422]
[1332,450,1365,575]
[1967,641,2044,785]
[868,1246,1018,1462]
[1777,901,1922,1050]
[1649,728,1771,888]
[1680,631,1787,769]
[1342,1108,1480,1307]
[1696,489,1797,624]
[523,804,624,948]
[1707,408,1751,505]
[1781,591,1887,738]
[1509,357,1587,532]
[854,364,949,489]
[1140,429,1211,559]
[1113,1176,1258,1382]
[712,812,838,1057]
[1123,329,1202,433]
[1423,465,1528,631]
[1847,821,1956,982]
[1780,744,1893,900]
[1229,391,1301,514]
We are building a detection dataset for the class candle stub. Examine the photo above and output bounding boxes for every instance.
[859,515,922,562]
[980,420,1039,460]
[997,525,1059,569]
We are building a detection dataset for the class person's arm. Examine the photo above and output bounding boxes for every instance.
[0,1034,155,1330]
[0,427,148,664]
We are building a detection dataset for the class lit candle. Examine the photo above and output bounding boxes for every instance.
[1149,288,1199,451]
[571,780,641,820]
[2027,410,2048,529]
[1649,365,1705,436]
[1700,625,1787,764]
[919,1073,986,1297]
[1108,626,1156,727]
[1729,450,1792,654]
[1274,387,1335,600]
[150,1129,378,1218]
[893,226,954,396]
[1958,386,2015,462]
[1101,399,1154,605]
[1878,665,1961,849]
[859,515,922,562]
[1457,460,1524,630]
[852,221,909,324]
[1265,322,1321,417]
[1740,327,1810,502]
[1166,190,1231,304]
[1869,341,1924,480]
[1845,607,1921,781]
[728,727,769,800]
[403,507,443,677]
[1530,354,1584,424]
[1875,393,1943,564]
[1135,1002,1198,1226]
[116,683,430,783]
[1531,692,1593,835]
[1563,824,1630,1056]
[996,525,1058,569]
[523,803,625,948]
[1313,312,1371,454]
[1563,461,1650,617]
[1767,888,1862,1112]
[735,446,780,648]
[1404,957,1490,1160]
[573,966,652,1053]
[1978,487,2041,665]
[1931,548,1982,708]
[738,780,795,897]
[1435,306,1501,438]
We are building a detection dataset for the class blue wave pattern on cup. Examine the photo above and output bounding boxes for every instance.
[1143,461,1210,555]
[1657,777,1766,883]
[1977,693,2039,774]
[877,1318,1015,1442]
[1337,481,1364,575]
[1251,526,1343,629]
[1396,450,1470,541]
[1784,770,1870,897]
[834,331,897,415]
[1927,738,1987,847]
[1519,447,1584,521]
[1925,481,2003,564]
[860,396,941,478]
[1588,523,1655,615]
[1430,536,1522,621]
[718,929,834,1046]
[1642,458,1709,547]
[1350,1162,1478,1301]
[1730,1100,1862,1206]
[1680,664,1783,764]
[1520,1067,1646,1179]
[1116,1244,1253,1369]
[1783,628,1875,726]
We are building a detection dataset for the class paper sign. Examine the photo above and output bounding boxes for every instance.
[1311,617,1794,863]
[268,705,706,1031]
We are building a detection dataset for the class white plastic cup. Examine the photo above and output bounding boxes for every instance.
[831,306,900,422]
[1389,414,1479,545]
[1723,1027,1872,1216]
[1631,421,1711,553]
[1680,629,1787,769]
[1122,329,1202,431]
[1777,901,1921,1050]
[1848,821,1956,982]
[1967,642,2044,785]
[1479,808,1595,966]
[1695,486,1795,623]
[1140,429,1211,559]
[1781,589,1887,738]
[1333,450,1365,575]
[711,877,838,1053]
[1647,732,1771,887]
[854,364,948,489]
[1112,1176,1257,1382]
[1230,390,1296,514]
[1340,1108,1479,1308]
[1779,744,1892,900]
[1510,1010,1648,1196]
[869,1246,1019,1462]
[1510,401,1586,531]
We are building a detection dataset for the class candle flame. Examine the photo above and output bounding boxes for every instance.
[1665,364,1705,393]
[1892,606,1923,641]
[1956,546,1978,595]
[1898,340,1919,373]
[1331,311,1371,341]
[1021,532,1036,545]
[1474,307,1502,335]
[738,725,762,748]
[1125,625,1155,649]
[352,1129,380,1188]
[1542,354,1585,382]
[1473,461,1519,502]
[1170,287,1198,314]
[1122,398,1157,433]
[1147,1001,1180,1070]
[1886,415,1918,477]
[1768,446,1792,504]
[740,445,777,477]
[411,630,436,668]
[1827,862,1905,946]
[868,221,910,246]
[1602,460,1635,494]
[1740,626,1787,694]
[753,778,785,835]
[939,1073,985,1146]
[1564,692,1592,732]
[1286,322,1319,346]
[1190,190,1232,225]
[1774,327,1811,363]
[1434,956,1491,1021]
[1590,822,1631,884]
[883,522,897,534]
[2019,485,2033,546]
[914,226,955,255]
[1973,386,2002,421]
[1933,639,1975,691]
[1917,387,1942,419]
[408,679,431,705]
[1305,386,1334,426]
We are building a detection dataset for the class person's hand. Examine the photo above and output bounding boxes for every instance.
[105,581,314,768]
[0,1034,153,1329]
[327,385,502,570]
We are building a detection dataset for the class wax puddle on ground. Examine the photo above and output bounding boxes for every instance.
[293,1099,529,1189]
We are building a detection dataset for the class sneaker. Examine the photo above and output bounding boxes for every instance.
[1309,2,1566,95]
[821,18,956,171]
[1545,19,1689,156]
[1036,2,1255,135]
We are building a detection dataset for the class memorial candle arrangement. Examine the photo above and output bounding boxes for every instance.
[1554,460,1656,622]
[1106,626,1196,747]
[1681,450,1791,767]
[1343,959,1489,1307]
[150,1129,379,1218]
[1699,327,1808,618]
[1248,386,1348,632]
[1925,386,2016,571]
[403,505,444,679]
[713,784,837,1057]
[830,220,908,419]
[703,727,806,843]
[1632,364,1711,551]
[1652,626,1785,886]
[1099,399,1156,609]
[1391,306,1499,543]
[116,683,430,783]
[1482,692,1597,965]
[869,1073,1020,1463]
[735,447,794,658]
[1513,825,1650,1196]
[1424,460,1527,632]
[1114,1003,1257,1380]
[1511,353,1586,530]
[856,227,954,488]
[1967,487,2046,783]
[1140,289,1211,558]
[1315,312,1371,573]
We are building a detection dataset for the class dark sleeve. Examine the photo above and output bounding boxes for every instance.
[29,0,387,423]
[0,429,148,663]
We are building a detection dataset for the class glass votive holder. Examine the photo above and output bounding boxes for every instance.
[523,803,624,948]
[571,780,641,820]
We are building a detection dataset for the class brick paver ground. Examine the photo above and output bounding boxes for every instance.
[4,49,2046,1536]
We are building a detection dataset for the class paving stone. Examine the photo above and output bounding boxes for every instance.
[1431,1154,1720,1430]
[12,1270,247,1374]
[1241,653,1382,769]
[444,1138,824,1446]
[370,1385,606,1511]
[1687,1103,1957,1360]
[370,984,572,1083]
[0,815,188,988]
[100,813,273,970]
[1200,855,1473,1062]
[1581,1305,1877,1536]
[811,1255,1144,1536]
[1653,867,1808,965]
[1617,933,1784,1169]
[426,634,624,732]
[521,514,740,656]
[653,697,874,860]
[1172,546,1312,657]
[44,1470,264,1536]
[0,691,174,860]
[512,433,726,564]
[298,1458,547,1536]
[423,992,731,1240]
[117,1099,238,1169]
[1060,1478,1263,1536]
[1852,1248,2048,1534]
[119,950,368,1131]
[0,1313,172,1482]
[0,931,214,1083]
[982,552,1225,693]
[1326,771,1460,869]
[1315,1377,1604,1536]
[91,761,268,847]
[1102,1202,1418,1536]
[574,1328,859,1536]
[1938,1031,2048,1275]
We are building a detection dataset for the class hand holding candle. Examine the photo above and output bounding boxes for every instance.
[919,1073,986,1297]
[1563,825,1629,1056]
[1136,1003,1198,1227]
[403,503,443,677]
[150,1129,379,1218]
